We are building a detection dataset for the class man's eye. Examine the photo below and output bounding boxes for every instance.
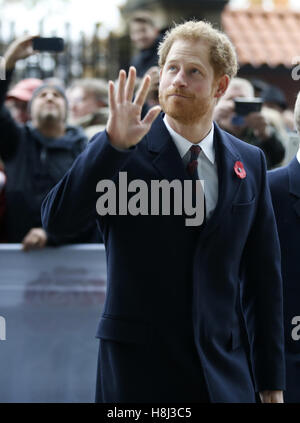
[191,68,201,75]
[168,65,176,71]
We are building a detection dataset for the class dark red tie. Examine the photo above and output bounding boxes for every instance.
[187,145,201,180]
[186,144,206,222]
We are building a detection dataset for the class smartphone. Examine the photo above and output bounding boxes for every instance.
[33,37,64,52]
[234,97,263,116]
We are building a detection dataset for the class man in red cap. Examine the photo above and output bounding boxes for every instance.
[6,78,43,123]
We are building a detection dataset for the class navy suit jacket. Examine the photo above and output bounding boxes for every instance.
[41,114,285,402]
[268,157,300,403]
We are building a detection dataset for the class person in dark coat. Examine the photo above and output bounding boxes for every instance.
[1,35,100,248]
[129,13,163,117]
[42,21,285,403]
[129,13,162,78]
[268,92,300,403]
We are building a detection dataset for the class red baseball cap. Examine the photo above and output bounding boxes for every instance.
[7,78,43,102]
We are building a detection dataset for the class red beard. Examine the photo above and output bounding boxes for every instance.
[159,88,215,125]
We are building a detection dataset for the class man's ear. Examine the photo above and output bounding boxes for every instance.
[215,74,230,99]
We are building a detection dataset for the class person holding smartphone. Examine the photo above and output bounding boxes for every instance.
[0,35,101,248]
[214,77,285,169]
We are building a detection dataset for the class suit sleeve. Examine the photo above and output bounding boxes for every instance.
[41,130,135,236]
[240,149,286,392]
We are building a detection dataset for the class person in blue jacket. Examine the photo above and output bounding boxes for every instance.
[268,92,300,403]
[42,21,285,403]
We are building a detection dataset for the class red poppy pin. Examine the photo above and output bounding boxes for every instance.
[234,161,246,179]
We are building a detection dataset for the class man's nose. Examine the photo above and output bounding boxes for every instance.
[172,70,187,87]
[45,93,55,101]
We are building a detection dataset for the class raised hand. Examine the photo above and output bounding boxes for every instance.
[106,66,161,149]
[4,35,39,71]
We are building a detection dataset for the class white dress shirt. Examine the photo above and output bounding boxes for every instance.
[163,115,219,219]
[297,146,300,164]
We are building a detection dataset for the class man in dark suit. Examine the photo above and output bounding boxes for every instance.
[268,93,300,403]
[41,21,285,403]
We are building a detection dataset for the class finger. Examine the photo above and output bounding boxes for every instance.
[30,236,39,245]
[17,34,39,45]
[272,393,283,403]
[16,36,38,54]
[25,243,38,251]
[26,35,40,54]
[25,45,36,57]
[36,239,44,248]
[134,74,151,107]
[125,66,136,102]
[142,105,161,126]
[108,80,116,111]
[263,393,271,403]
[30,236,42,250]
[116,69,126,104]
[22,238,31,251]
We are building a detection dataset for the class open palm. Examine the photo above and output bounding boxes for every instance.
[106,66,161,149]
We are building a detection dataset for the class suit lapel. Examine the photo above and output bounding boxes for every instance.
[147,113,189,183]
[200,124,243,239]
[288,156,300,218]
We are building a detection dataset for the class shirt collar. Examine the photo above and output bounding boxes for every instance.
[163,115,215,164]
[297,146,300,165]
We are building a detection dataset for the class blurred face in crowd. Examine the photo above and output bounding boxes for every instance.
[222,82,252,102]
[5,98,29,123]
[68,87,102,120]
[31,88,66,126]
[130,21,159,50]
[159,38,226,125]
[214,80,254,132]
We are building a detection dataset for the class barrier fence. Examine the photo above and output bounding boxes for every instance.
[0,244,107,402]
